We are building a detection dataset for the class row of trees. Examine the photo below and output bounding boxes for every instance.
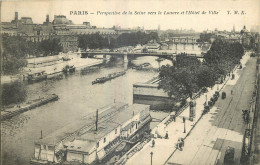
[196,33,213,43]
[158,39,244,106]
[2,35,29,75]
[2,31,157,75]
[78,31,159,50]
[2,34,62,75]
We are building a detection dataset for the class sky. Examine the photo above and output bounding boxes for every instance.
[1,0,260,32]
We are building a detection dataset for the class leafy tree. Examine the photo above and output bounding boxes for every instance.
[78,31,159,50]
[158,39,244,106]
[173,53,200,69]
[197,33,213,43]
[38,38,62,56]
[158,55,202,100]
[2,34,31,74]
[196,65,216,88]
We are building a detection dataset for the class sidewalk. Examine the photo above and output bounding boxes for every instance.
[125,52,251,165]
[126,84,221,165]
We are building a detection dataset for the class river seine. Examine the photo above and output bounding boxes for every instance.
[1,44,202,165]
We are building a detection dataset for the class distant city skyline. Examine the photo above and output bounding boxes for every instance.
[1,0,259,32]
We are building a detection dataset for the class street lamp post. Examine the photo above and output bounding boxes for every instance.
[183,117,186,133]
[205,94,207,106]
[150,152,153,165]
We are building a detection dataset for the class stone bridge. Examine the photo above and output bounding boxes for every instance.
[80,52,204,62]
[168,37,198,44]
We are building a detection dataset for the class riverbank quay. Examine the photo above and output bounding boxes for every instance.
[1,75,22,84]
[124,52,252,165]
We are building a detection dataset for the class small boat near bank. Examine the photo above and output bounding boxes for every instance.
[1,94,59,121]
[62,65,76,74]
[132,63,151,70]
[156,57,164,62]
[92,71,126,85]
[27,70,48,83]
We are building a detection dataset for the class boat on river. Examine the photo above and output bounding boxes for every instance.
[27,70,47,83]
[92,71,126,85]
[1,94,59,121]
[30,103,151,165]
[62,65,76,74]
[132,63,151,70]
[156,57,164,62]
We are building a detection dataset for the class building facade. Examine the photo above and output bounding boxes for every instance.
[1,12,119,53]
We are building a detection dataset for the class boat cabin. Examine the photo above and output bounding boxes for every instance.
[27,70,47,82]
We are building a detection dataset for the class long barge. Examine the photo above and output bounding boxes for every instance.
[132,63,151,70]
[92,71,126,85]
[1,94,59,121]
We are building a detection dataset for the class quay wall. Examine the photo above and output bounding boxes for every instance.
[133,82,172,110]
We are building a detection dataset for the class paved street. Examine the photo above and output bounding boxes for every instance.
[165,55,257,165]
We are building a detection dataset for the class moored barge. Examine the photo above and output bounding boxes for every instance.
[1,94,59,121]
[92,71,126,85]
[27,70,48,83]
[62,65,76,74]
[30,103,151,165]
[132,63,151,70]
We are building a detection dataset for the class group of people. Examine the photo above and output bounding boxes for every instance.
[176,138,185,150]
[151,135,185,151]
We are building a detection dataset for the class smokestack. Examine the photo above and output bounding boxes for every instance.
[46,14,49,23]
[15,12,18,21]
[96,109,98,131]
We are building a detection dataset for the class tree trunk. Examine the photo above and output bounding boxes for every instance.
[189,91,193,99]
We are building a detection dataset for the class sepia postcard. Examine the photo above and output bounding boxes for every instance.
[1,0,260,165]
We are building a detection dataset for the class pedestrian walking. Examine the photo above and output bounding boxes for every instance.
[231,90,233,95]
[165,131,169,139]
[152,139,155,147]
[181,138,184,147]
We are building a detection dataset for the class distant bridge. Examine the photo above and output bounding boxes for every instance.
[167,37,198,44]
[80,51,204,62]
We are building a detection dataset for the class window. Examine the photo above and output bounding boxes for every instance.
[115,129,117,134]
[104,137,106,143]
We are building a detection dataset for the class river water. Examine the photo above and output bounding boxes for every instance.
[1,44,203,165]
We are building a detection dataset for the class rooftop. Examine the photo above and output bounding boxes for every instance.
[66,139,96,154]
[35,102,127,146]
[63,104,150,153]
[133,82,159,88]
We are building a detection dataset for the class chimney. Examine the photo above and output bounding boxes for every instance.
[15,12,18,21]
[96,109,98,131]
[46,14,49,23]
